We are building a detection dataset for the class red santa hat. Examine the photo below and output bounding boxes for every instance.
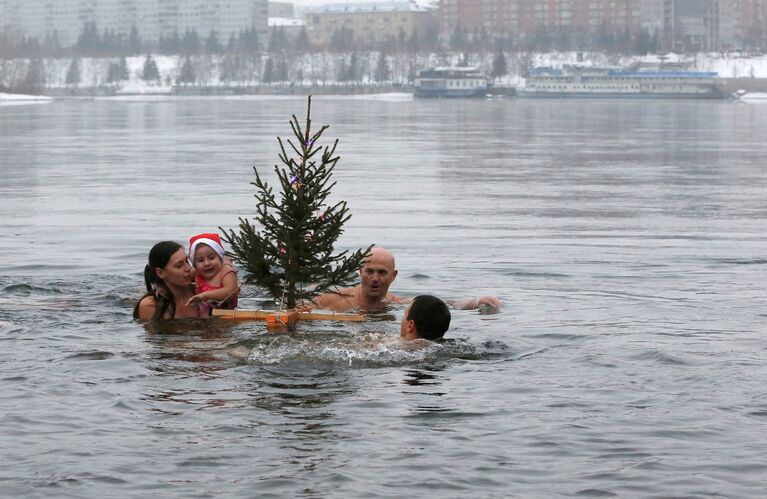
[188,233,226,264]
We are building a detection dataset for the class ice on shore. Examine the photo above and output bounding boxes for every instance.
[739,92,767,103]
[0,92,53,106]
[114,80,173,95]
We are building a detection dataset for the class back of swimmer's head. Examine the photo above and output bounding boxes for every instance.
[404,294,451,341]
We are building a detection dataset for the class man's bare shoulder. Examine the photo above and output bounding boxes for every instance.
[312,287,358,312]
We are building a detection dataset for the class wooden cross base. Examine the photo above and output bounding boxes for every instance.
[212,307,365,328]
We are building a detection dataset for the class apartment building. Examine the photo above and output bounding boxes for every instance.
[734,0,766,46]
[268,0,294,18]
[438,0,483,33]
[304,1,435,48]
[663,0,736,51]
[441,0,642,37]
[570,0,642,31]
[0,0,268,47]
[439,0,763,50]
[640,0,665,32]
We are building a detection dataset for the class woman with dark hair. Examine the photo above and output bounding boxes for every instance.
[133,241,204,320]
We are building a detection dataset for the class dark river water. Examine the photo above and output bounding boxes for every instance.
[1,95,767,497]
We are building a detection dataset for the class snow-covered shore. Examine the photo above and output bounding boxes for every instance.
[739,92,767,102]
[2,51,767,101]
[2,51,767,96]
[0,92,53,105]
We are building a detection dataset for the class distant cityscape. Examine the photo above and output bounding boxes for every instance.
[1,0,766,56]
[439,1,767,53]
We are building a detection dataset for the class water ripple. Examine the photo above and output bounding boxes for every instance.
[64,351,115,361]
[629,349,690,365]
[3,97,767,498]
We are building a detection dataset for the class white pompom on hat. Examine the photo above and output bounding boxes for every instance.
[188,232,226,265]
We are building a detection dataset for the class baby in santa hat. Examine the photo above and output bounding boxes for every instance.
[185,232,240,313]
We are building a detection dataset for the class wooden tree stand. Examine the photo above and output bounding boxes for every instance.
[212,307,365,328]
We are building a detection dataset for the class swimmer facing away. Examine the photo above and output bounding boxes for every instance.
[400,295,451,341]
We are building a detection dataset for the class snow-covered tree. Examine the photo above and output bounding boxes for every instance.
[177,56,195,84]
[141,54,160,81]
[65,58,81,86]
[375,51,389,82]
[491,49,508,80]
[262,57,274,83]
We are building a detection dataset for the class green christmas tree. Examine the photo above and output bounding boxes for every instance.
[223,96,372,310]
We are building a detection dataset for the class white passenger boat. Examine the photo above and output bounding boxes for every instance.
[414,67,488,98]
[518,64,729,99]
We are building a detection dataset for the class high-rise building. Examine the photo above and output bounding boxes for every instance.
[438,0,483,34]
[663,0,736,51]
[441,0,643,37]
[438,0,763,49]
[268,1,294,19]
[0,0,268,47]
[571,0,642,31]
[640,0,665,33]
[730,0,765,47]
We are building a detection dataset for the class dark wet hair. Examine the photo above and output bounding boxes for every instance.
[407,295,451,341]
[133,241,184,320]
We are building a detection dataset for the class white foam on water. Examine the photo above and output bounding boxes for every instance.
[247,333,443,367]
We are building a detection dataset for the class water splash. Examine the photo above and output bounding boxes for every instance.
[240,331,511,368]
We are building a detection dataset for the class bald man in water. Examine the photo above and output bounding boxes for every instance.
[311,247,501,312]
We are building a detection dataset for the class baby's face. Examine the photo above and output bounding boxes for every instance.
[192,244,223,281]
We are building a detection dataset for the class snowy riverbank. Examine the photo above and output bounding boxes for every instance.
[3,51,767,96]
[0,92,53,105]
[739,92,767,102]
